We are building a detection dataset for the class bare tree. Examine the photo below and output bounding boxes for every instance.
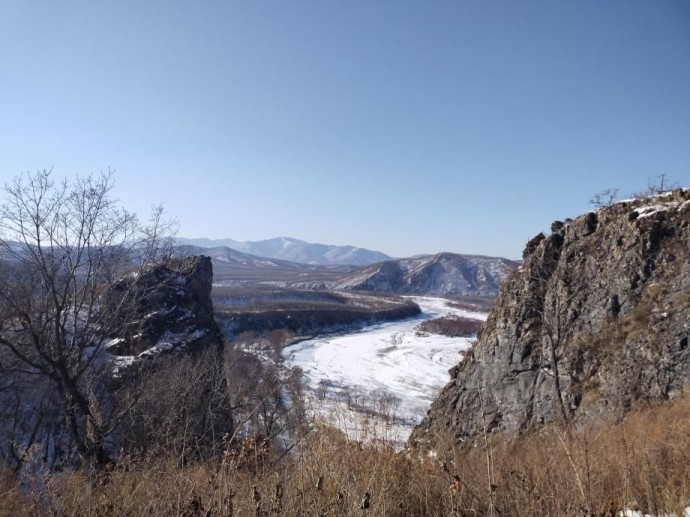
[589,188,619,209]
[116,347,235,463]
[0,170,175,467]
[646,173,677,195]
[224,345,305,451]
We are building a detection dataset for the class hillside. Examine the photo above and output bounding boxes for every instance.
[178,236,391,266]
[335,252,519,297]
[177,244,355,286]
[181,244,516,298]
[411,189,690,446]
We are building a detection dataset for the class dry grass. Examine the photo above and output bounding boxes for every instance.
[2,397,690,516]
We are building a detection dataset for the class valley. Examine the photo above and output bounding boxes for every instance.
[185,241,518,297]
[283,297,487,446]
[2,178,689,515]
[3,0,688,512]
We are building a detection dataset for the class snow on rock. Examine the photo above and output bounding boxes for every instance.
[633,202,679,219]
[102,256,222,372]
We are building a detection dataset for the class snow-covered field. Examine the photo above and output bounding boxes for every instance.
[283,297,486,446]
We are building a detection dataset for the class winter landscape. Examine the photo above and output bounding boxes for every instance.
[2,1,689,515]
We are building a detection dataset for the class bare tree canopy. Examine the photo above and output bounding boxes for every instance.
[0,170,176,468]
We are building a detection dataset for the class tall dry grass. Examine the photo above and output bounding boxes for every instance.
[2,397,690,516]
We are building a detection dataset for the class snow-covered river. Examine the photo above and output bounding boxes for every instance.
[283,297,486,446]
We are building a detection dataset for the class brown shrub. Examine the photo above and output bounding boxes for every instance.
[3,394,690,516]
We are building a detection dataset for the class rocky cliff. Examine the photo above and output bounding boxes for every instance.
[105,255,222,363]
[411,189,690,446]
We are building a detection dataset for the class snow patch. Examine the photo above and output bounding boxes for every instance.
[633,202,679,219]
[619,507,690,517]
[104,337,126,350]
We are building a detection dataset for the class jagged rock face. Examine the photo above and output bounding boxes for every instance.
[105,256,222,358]
[411,190,690,446]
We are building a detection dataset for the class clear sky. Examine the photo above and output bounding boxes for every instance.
[1,1,689,259]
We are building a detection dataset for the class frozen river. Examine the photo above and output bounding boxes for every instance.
[283,297,486,446]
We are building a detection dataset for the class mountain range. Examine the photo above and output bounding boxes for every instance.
[177,236,391,266]
[179,243,518,297]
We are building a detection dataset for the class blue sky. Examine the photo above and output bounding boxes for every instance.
[1,1,689,259]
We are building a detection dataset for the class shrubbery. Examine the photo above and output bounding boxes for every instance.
[2,396,690,515]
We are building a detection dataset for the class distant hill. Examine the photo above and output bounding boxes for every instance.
[178,237,391,266]
[179,244,517,297]
[335,253,519,297]
[176,245,355,287]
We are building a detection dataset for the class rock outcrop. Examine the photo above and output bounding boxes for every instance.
[411,189,690,446]
[105,256,222,361]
